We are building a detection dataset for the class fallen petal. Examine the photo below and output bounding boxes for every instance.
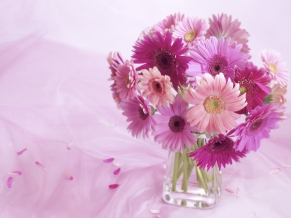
[280,163,291,168]
[103,158,114,163]
[67,137,74,150]
[99,120,116,127]
[8,171,22,176]
[35,161,47,171]
[17,148,28,155]
[225,188,235,194]
[112,162,124,167]
[149,209,160,214]
[7,177,13,188]
[113,168,121,175]
[236,187,240,197]
[269,168,281,175]
[109,184,119,189]
[63,172,73,180]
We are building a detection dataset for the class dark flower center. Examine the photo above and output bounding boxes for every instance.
[208,135,233,153]
[154,49,176,73]
[152,80,163,93]
[250,119,264,131]
[206,55,228,76]
[168,115,185,133]
[138,106,149,120]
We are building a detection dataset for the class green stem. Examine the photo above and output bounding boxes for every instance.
[182,149,188,192]
[171,152,181,191]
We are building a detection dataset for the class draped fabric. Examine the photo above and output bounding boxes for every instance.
[0,1,290,217]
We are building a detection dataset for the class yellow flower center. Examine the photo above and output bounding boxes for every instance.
[269,62,278,74]
[239,86,247,95]
[184,29,197,42]
[203,96,225,114]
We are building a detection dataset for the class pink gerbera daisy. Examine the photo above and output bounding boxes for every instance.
[189,134,246,170]
[154,13,185,34]
[132,31,191,89]
[184,73,247,134]
[172,17,209,47]
[113,60,138,100]
[234,62,271,114]
[261,49,289,87]
[205,13,250,54]
[139,67,174,107]
[187,36,248,83]
[152,95,198,152]
[120,95,155,138]
[265,84,287,105]
[229,103,285,152]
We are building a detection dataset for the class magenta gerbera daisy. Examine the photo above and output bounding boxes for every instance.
[186,36,249,83]
[120,95,155,138]
[184,73,247,134]
[172,17,209,47]
[132,31,191,89]
[234,62,271,114]
[152,95,198,152]
[205,13,250,54]
[113,60,138,100]
[139,67,174,107]
[261,49,289,87]
[154,13,185,34]
[229,103,285,152]
[189,134,246,170]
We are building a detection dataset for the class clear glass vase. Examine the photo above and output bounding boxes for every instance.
[162,137,222,209]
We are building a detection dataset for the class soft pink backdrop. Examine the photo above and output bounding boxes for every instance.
[0,1,290,218]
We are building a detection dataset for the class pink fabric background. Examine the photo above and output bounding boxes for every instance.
[0,1,290,217]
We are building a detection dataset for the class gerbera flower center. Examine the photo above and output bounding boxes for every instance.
[206,55,228,76]
[203,96,225,114]
[250,119,264,131]
[239,86,247,95]
[138,106,149,120]
[268,62,278,74]
[238,79,255,96]
[168,115,185,133]
[154,49,176,73]
[184,29,197,42]
[208,135,233,153]
[152,80,163,94]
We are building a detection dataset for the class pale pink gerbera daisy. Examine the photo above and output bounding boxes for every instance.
[107,52,125,108]
[132,31,191,89]
[187,37,249,83]
[139,67,174,107]
[113,60,138,100]
[184,73,247,134]
[261,49,289,87]
[172,17,209,47]
[234,62,271,114]
[205,13,250,54]
[266,84,287,105]
[152,95,198,152]
[229,103,285,152]
[154,13,185,34]
[120,95,155,138]
[189,134,246,170]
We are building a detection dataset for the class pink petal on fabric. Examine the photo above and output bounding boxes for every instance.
[7,177,13,189]
[17,147,28,155]
[8,171,22,176]
[99,120,116,127]
[109,184,119,189]
[35,161,47,171]
[67,137,74,150]
[63,172,73,180]
[149,209,160,214]
[112,162,124,167]
[225,188,235,194]
[103,158,114,163]
[113,168,121,175]
[269,168,281,175]
[281,163,291,168]
[236,187,240,197]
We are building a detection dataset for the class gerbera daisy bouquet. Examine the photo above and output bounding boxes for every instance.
[107,13,288,208]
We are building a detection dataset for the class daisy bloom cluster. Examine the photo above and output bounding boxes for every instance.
[107,13,289,171]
